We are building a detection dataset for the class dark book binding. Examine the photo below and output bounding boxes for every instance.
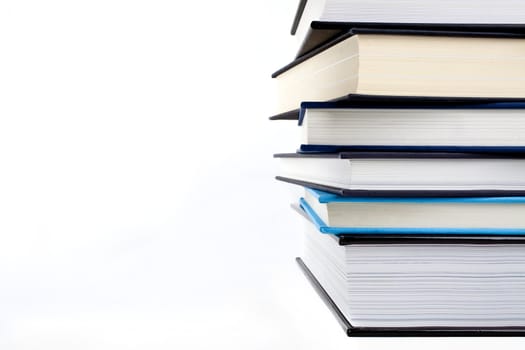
[291,0,308,35]
[268,94,525,121]
[275,151,525,159]
[296,257,525,336]
[335,234,525,245]
[276,175,525,198]
[295,22,525,59]
[299,145,525,153]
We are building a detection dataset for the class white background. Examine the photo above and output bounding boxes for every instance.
[0,0,524,348]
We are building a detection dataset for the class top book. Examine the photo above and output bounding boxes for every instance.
[292,0,525,57]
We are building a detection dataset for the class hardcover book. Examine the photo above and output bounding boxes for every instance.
[291,98,525,152]
[299,187,525,235]
[296,217,525,336]
[275,152,525,197]
[272,30,525,116]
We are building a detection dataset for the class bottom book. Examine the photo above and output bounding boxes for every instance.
[297,223,525,336]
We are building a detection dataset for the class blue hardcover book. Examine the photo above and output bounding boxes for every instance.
[294,98,525,153]
[300,188,525,235]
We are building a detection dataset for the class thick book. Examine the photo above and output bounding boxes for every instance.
[291,0,525,57]
[297,257,525,336]
[272,29,525,116]
[275,152,525,197]
[293,98,525,152]
[298,187,525,235]
[296,218,525,336]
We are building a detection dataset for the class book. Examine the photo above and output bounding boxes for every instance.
[297,217,525,335]
[275,152,525,197]
[291,0,525,57]
[272,30,525,116]
[299,187,525,235]
[291,98,525,152]
[275,2,525,338]
[291,201,525,243]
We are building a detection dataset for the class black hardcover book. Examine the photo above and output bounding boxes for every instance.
[275,152,525,197]
[295,213,525,336]
[296,257,525,337]
[272,29,525,116]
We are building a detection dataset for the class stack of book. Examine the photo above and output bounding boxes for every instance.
[271,0,525,337]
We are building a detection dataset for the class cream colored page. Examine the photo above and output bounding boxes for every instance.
[356,35,525,97]
[275,35,359,113]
